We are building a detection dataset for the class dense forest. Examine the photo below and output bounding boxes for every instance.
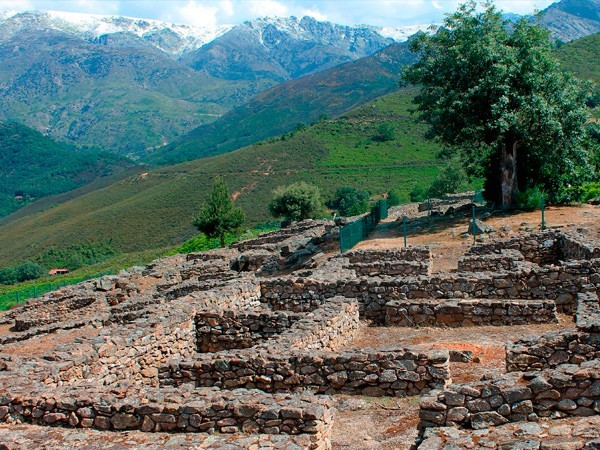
[0,122,133,217]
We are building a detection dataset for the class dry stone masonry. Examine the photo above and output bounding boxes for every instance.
[0,219,598,449]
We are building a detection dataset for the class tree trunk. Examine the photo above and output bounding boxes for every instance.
[220,234,225,248]
[500,140,519,207]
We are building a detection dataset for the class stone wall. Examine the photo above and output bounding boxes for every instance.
[0,384,333,445]
[162,347,450,397]
[419,360,600,429]
[196,308,301,352]
[457,250,524,273]
[232,220,329,252]
[561,233,600,261]
[386,298,557,328]
[577,292,600,332]
[345,247,432,277]
[261,260,597,320]
[466,230,562,265]
[506,292,600,372]
[506,330,600,372]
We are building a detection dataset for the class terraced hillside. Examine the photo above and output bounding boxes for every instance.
[0,89,445,266]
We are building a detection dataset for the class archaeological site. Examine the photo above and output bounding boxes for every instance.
[0,200,599,449]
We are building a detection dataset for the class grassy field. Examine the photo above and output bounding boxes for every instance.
[0,88,452,266]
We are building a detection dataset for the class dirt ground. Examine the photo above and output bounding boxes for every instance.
[331,316,574,449]
[1,325,100,357]
[356,204,600,273]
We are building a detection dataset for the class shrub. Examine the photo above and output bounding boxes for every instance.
[580,181,600,202]
[0,267,17,285]
[386,190,401,207]
[14,262,45,282]
[373,122,396,142]
[516,187,544,211]
[409,184,428,202]
[328,187,370,216]
[428,164,466,198]
[268,182,324,222]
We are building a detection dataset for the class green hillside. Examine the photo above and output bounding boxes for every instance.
[0,122,133,218]
[145,42,417,165]
[0,89,446,266]
[556,32,600,83]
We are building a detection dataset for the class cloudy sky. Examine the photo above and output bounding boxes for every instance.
[0,0,557,27]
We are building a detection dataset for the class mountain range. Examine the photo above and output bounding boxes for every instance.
[1,1,599,159]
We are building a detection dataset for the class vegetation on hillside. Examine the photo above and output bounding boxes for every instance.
[0,89,452,266]
[145,42,418,165]
[0,122,134,217]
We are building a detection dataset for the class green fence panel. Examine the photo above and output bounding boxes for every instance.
[340,200,388,253]
[0,270,116,310]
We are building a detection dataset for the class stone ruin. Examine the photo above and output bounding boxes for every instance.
[0,218,598,449]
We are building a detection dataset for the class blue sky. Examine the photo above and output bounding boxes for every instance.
[0,1,557,27]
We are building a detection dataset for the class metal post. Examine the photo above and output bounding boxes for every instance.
[472,205,477,243]
[541,195,546,231]
[34,286,37,298]
[403,216,407,248]
[16,291,20,303]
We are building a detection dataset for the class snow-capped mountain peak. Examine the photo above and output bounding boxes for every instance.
[0,9,432,57]
[0,10,234,55]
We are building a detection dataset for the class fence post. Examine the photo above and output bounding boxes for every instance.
[472,205,477,244]
[34,286,37,298]
[541,195,546,231]
[16,291,20,303]
[403,216,407,248]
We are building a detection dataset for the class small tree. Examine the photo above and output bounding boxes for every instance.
[386,190,401,207]
[269,182,323,223]
[374,123,396,142]
[427,163,467,198]
[193,178,245,247]
[328,187,371,216]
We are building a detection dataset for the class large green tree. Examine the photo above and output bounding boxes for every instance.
[403,1,596,206]
[192,178,245,247]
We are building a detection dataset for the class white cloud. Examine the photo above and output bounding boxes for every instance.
[300,8,327,22]
[0,0,32,11]
[174,0,220,27]
[246,0,288,18]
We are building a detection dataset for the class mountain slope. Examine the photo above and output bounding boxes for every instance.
[537,0,600,41]
[182,16,395,81]
[555,31,600,82]
[0,89,445,266]
[0,122,133,218]
[0,11,427,155]
[147,42,417,165]
[0,22,268,155]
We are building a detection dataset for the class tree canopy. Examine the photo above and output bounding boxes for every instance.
[403,1,597,205]
[192,178,245,247]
